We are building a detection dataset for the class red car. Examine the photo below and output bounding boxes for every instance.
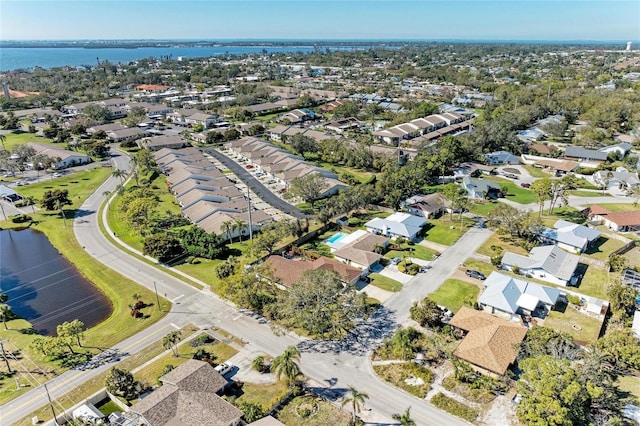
[245,164,254,169]
[520,183,531,188]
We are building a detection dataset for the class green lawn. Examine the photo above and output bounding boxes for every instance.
[232,381,289,411]
[347,210,389,229]
[617,375,640,404]
[575,265,611,299]
[545,306,603,344]
[469,201,501,216]
[385,243,437,261]
[584,236,626,260]
[423,217,473,246]
[0,130,55,152]
[462,259,495,277]
[485,176,537,204]
[428,279,480,312]
[368,273,403,292]
[277,395,351,426]
[590,203,640,212]
[522,165,550,178]
[569,190,609,197]
[477,233,529,257]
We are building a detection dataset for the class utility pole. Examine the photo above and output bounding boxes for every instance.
[153,281,161,312]
[44,383,59,426]
[247,186,253,242]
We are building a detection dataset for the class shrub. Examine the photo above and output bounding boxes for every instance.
[11,214,31,223]
[431,392,479,422]
[567,294,582,305]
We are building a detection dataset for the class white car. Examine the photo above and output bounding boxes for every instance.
[52,172,62,177]
[214,361,234,376]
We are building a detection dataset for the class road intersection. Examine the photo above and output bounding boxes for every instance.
[1,150,491,425]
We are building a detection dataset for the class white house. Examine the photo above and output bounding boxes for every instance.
[598,142,632,158]
[365,212,426,241]
[477,272,561,320]
[593,168,640,190]
[538,220,601,254]
[404,193,448,219]
[501,245,580,286]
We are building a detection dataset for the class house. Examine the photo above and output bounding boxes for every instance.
[501,245,580,286]
[593,168,640,189]
[263,255,363,288]
[477,272,561,320]
[453,162,495,178]
[324,117,365,134]
[460,176,502,199]
[25,143,91,169]
[365,212,427,241]
[448,306,528,377]
[598,142,633,158]
[484,151,520,166]
[186,112,220,129]
[129,359,242,426]
[329,229,389,272]
[142,135,190,151]
[404,193,448,219]
[538,220,601,253]
[280,108,316,124]
[248,416,285,426]
[528,143,559,157]
[86,122,126,135]
[586,205,640,233]
[106,127,150,142]
[564,146,608,162]
[197,209,273,239]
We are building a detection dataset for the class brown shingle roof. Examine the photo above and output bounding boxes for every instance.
[264,255,361,287]
[130,360,242,426]
[449,307,527,375]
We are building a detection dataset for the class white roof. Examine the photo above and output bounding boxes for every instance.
[478,272,561,314]
[516,293,539,311]
[633,312,640,339]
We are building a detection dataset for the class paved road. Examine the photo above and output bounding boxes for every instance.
[203,147,310,219]
[1,149,482,425]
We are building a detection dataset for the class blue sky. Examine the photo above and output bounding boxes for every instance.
[1,1,639,41]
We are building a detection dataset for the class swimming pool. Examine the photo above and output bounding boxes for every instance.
[327,233,347,244]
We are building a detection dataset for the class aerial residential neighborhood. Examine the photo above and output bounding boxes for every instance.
[1,23,640,426]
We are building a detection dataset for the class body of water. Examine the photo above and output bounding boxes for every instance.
[0,228,112,335]
[0,45,350,71]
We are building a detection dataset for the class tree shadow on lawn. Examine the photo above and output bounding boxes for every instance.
[550,208,587,224]
[296,306,397,356]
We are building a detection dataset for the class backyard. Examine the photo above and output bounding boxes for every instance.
[544,305,603,344]
[423,217,474,246]
[485,176,537,204]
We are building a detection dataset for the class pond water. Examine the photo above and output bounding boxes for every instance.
[0,228,112,335]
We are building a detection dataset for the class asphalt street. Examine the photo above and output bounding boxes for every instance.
[203,147,310,219]
[0,149,483,425]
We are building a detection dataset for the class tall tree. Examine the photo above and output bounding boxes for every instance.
[530,178,551,218]
[0,304,12,330]
[271,345,301,388]
[57,319,85,348]
[341,386,369,425]
[289,172,326,208]
[40,189,72,211]
[162,330,182,357]
[104,367,140,401]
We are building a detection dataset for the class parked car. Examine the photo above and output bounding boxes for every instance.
[466,269,486,280]
[52,172,62,177]
[391,257,402,265]
[438,305,454,317]
[520,182,531,188]
[245,164,254,169]
[214,361,234,376]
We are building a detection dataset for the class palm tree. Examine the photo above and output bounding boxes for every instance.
[392,407,415,426]
[0,134,6,152]
[251,355,266,373]
[271,345,301,387]
[25,196,36,213]
[56,199,67,226]
[130,156,140,187]
[162,330,182,357]
[234,218,246,242]
[222,220,233,243]
[341,385,369,425]
[112,168,126,183]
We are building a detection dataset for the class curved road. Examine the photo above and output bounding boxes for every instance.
[0,149,488,425]
[203,147,311,219]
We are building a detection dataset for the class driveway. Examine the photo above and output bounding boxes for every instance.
[203,147,310,219]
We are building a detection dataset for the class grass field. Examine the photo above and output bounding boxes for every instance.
[617,375,640,404]
[368,273,403,292]
[575,265,611,300]
[584,236,626,261]
[423,217,473,246]
[231,380,289,411]
[486,176,537,204]
[385,243,437,261]
[428,279,480,312]
[590,203,640,212]
[469,201,500,216]
[277,395,351,426]
[0,131,55,152]
[477,233,529,257]
[569,190,609,197]
[462,259,496,277]
[545,306,603,344]
[522,165,551,179]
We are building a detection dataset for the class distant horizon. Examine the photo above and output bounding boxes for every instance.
[2,1,638,42]
[2,38,639,45]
